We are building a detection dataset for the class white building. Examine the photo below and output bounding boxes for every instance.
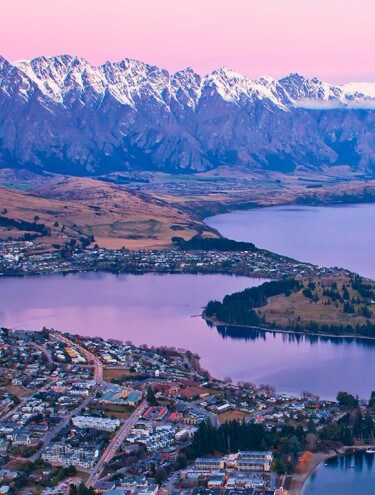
[72,415,120,432]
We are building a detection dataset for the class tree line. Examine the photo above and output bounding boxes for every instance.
[0,215,50,236]
[172,235,257,252]
[205,279,301,326]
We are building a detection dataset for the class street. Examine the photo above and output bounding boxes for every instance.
[87,399,147,487]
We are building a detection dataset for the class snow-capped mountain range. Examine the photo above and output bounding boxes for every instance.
[0,54,374,175]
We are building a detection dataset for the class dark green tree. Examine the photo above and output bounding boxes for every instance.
[336,391,359,409]
[146,387,158,406]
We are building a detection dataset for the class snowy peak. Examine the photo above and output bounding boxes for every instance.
[0,55,10,72]
[3,55,374,110]
[202,68,290,109]
[279,73,342,102]
[171,68,202,110]
[0,54,374,176]
[279,73,375,109]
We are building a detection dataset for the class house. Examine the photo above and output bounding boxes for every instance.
[143,406,168,421]
[215,403,233,413]
[178,387,210,400]
[195,458,224,470]
[181,380,202,388]
[72,415,120,432]
[169,412,183,422]
[161,446,180,462]
[208,473,226,488]
[235,451,273,472]
[105,490,130,495]
[120,474,147,488]
[12,433,31,446]
[100,385,142,406]
[236,458,271,471]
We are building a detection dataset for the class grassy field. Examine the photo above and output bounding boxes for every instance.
[148,166,375,218]
[4,385,35,399]
[9,444,39,458]
[89,403,134,420]
[262,276,375,329]
[218,409,249,423]
[103,367,136,381]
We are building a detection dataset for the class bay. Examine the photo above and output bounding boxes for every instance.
[205,203,375,280]
[1,271,375,399]
[303,452,375,495]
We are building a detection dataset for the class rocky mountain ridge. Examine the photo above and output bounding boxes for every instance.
[0,54,374,175]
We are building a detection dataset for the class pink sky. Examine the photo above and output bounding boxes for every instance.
[1,0,374,83]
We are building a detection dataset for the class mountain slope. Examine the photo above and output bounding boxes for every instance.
[0,55,374,175]
[0,176,210,250]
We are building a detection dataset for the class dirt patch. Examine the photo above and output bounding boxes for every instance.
[103,368,135,381]
[4,385,35,399]
[218,409,248,423]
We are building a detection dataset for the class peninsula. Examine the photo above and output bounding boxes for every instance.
[204,277,375,340]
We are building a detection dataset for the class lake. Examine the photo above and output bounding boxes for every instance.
[2,271,375,399]
[303,452,375,495]
[205,203,375,280]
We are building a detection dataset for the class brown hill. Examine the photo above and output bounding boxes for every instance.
[0,177,212,250]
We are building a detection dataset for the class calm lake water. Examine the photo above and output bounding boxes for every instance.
[303,452,375,495]
[2,271,375,399]
[205,203,375,280]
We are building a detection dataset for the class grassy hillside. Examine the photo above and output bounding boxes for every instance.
[205,276,375,338]
[262,277,375,331]
[0,177,214,251]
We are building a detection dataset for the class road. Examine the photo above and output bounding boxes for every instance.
[9,332,148,482]
[162,471,180,493]
[31,342,53,364]
[3,332,112,468]
[30,395,92,462]
[175,398,220,428]
[24,333,106,462]
[87,400,147,487]
[52,332,104,385]
[192,403,220,428]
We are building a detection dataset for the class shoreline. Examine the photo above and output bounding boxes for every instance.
[2,267,375,344]
[204,196,375,218]
[0,268,268,280]
[195,191,375,222]
[289,451,335,495]
[203,316,375,343]
[289,445,375,495]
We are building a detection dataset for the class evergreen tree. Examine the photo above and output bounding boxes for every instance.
[146,387,158,406]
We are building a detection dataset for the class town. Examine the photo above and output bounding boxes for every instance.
[0,240,351,281]
[1,326,373,495]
